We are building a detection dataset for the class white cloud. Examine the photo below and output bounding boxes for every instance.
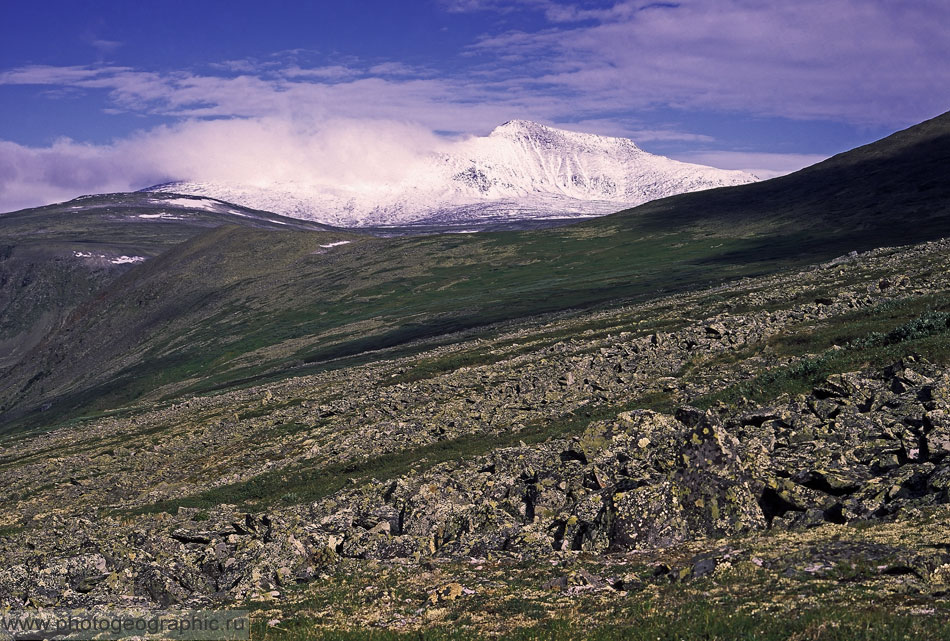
[0,115,832,213]
[439,0,629,22]
[367,62,428,77]
[465,0,950,126]
[281,65,359,80]
[0,138,148,212]
[544,117,715,142]
[0,62,519,130]
[0,117,456,212]
[88,38,123,55]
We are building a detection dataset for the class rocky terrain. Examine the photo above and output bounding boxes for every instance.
[2,235,950,636]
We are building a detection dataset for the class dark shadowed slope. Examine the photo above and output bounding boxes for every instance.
[607,109,950,237]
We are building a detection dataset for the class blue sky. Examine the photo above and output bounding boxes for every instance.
[1,0,948,211]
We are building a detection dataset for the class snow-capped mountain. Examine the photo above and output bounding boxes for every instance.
[147,120,757,228]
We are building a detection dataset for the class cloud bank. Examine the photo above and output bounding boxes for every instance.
[0,118,452,212]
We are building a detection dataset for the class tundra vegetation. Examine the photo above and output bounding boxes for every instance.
[1,113,950,638]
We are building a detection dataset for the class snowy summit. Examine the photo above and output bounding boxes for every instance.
[148,121,757,228]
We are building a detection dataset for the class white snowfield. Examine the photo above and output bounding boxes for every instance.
[148,121,757,228]
[137,212,185,220]
[136,197,315,228]
[152,197,223,211]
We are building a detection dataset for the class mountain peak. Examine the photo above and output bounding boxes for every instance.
[147,121,757,227]
[489,120,644,154]
[492,119,553,134]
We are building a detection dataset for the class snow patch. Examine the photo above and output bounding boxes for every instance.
[73,251,146,265]
[150,197,223,211]
[138,212,185,220]
[319,240,351,249]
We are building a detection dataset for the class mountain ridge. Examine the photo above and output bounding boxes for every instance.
[145,121,756,227]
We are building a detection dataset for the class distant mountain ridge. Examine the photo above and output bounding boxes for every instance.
[146,121,757,227]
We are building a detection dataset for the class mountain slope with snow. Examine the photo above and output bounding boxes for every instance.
[147,121,757,227]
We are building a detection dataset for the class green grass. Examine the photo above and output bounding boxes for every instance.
[696,295,950,408]
[0,227,830,434]
[252,601,950,641]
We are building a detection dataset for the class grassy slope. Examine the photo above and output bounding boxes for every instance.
[2,111,950,431]
[0,193,343,422]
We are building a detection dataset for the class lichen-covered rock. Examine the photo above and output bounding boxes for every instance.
[925,410,950,459]
[610,481,688,549]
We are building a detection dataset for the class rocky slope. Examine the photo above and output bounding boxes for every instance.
[147,121,756,227]
[2,236,950,634]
